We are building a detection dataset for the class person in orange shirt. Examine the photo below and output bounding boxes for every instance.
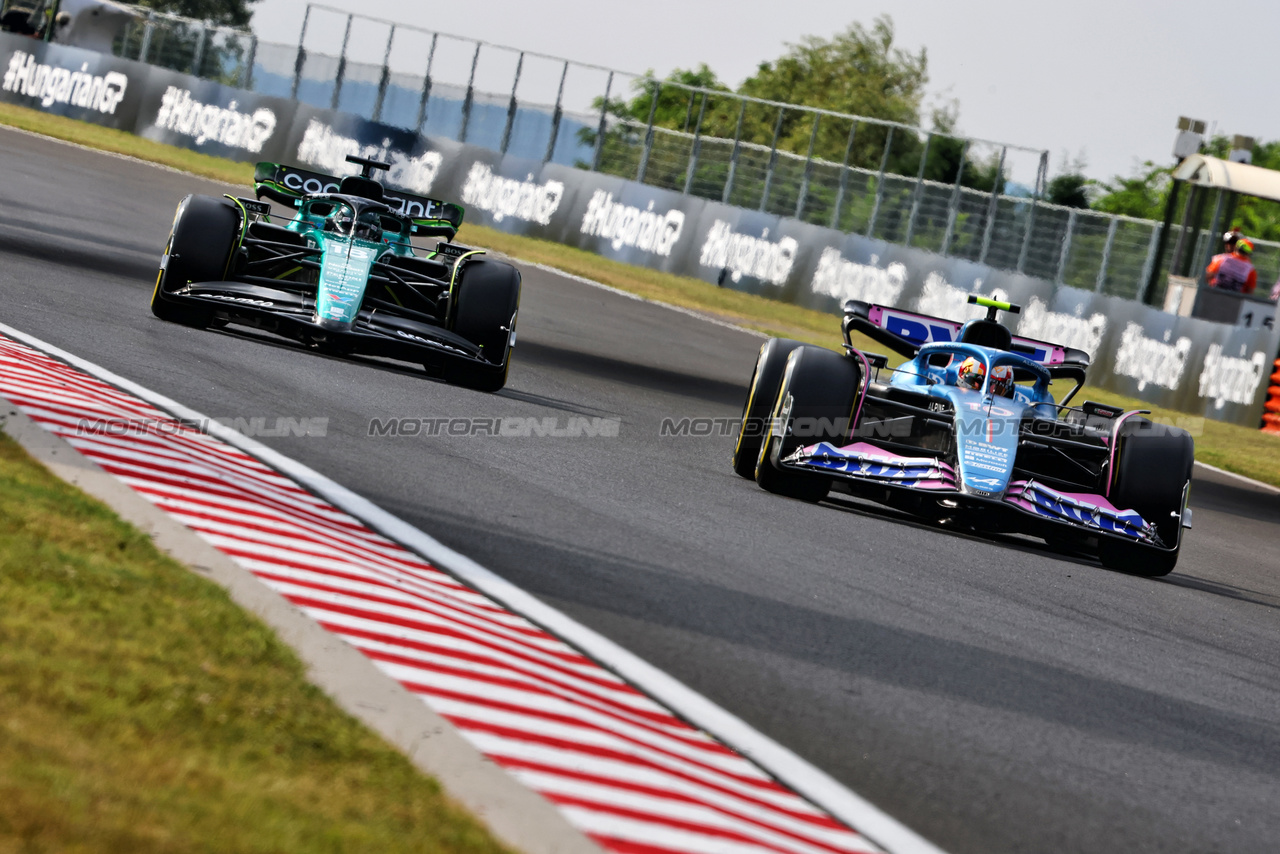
[1207,236,1258,294]
[1209,229,1241,269]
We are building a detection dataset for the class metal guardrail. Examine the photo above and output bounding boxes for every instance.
[107,4,1280,306]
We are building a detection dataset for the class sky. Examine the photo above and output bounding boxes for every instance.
[248,0,1280,189]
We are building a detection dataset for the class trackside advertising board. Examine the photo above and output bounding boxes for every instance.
[0,32,143,129]
[5,32,1277,426]
[137,68,295,163]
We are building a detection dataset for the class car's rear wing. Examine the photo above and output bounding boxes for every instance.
[842,299,1090,404]
[252,162,464,238]
[841,300,1089,368]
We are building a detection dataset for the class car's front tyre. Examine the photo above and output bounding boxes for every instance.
[733,338,807,479]
[1097,417,1195,577]
[755,345,862,503]
[447,259,521,392]
[151,195,239,328]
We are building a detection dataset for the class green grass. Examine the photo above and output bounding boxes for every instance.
[0,431,511,854]
[2,101,1278,487]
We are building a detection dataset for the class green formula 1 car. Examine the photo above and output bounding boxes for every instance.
[150,155,520,392]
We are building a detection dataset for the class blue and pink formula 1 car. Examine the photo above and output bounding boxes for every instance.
[733,296,1195,576]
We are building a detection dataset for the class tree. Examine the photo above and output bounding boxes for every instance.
[1089,138,1280,242]
[1091,161,1170,219]
[618,65,731,131]
[1045,173,1091,208]
[1035,151,1090,208]
[737,16,927,133]
[583,16,936,175]
[726,16,931,174]
[120,0,256,27]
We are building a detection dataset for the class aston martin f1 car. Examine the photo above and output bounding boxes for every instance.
[150,155,520,392]
[734,296,1195,576]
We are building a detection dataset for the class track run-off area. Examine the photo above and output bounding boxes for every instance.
[2,126,1279,854]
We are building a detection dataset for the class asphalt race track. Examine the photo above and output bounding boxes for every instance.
[2,126,1279,854]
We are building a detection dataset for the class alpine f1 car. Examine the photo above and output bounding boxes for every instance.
[150,155,520,392]
[733,296,1195,576]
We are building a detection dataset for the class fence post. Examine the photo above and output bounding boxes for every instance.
[1169,185,1200,276]
[866,125,895,238]
[683,91,707,195]
[904,132,933,246]
[635,80,661,184]
[1095,216,1119,292]
[240,35,257,89]
[290,5,311,99]
[138,10,156,64]
[458,42,482,143]
[1136,223,1163,303]
[1017,152,1048,273]
[759,106,785,212]
[1200,188,1226,278]
[329,14,353,110]
[500,51,524,155]
[371,25,395,123]
[941,139,968,256]
[1056,207,1078,284]
[590,71,613,173]
[1016,200,1038,273]
[795,113,821,220]
[978,145,1007,264]
[415,34,438,130]
[722,99,747,205]
[544,61,568,163]
[190,23,207,77]
[830,119,857,230]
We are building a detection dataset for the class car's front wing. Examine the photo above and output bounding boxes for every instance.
[793,441,957,490]
[785,440,1162,545]
[163,281,496,368]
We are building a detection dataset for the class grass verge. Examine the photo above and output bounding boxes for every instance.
[1,101,1277,487]
[0,430,510,854]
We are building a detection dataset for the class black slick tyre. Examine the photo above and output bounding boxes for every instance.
[733,338,806,479]
[448,258,521,392]
[755,345,861,503]
[150,194,239,328]
[1097,417,1194,577]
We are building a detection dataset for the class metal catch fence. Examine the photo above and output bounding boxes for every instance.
[109,3,1280,306]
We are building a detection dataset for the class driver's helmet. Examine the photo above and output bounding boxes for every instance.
[989,364,1015,398]
[328,207,355,234]
[1236,237,1254,256]
[956,356,986,390]
[354,210,383,242]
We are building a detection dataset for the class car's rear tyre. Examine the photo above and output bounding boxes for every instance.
[151,195,239,328]
[755,346,861,502]
[449,258,521,392]
[733,338,806,479]
[1097,417,1194,577]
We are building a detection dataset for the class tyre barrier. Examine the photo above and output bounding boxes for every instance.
[1260,359,1280,434]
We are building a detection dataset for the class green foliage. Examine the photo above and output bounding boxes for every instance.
[1046,173,1091,209]
[737,17,926,129]
[120,0,257,27]
[576,16,1008,206]
[1089,138,1280,241]
[1091,161,1170,219]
